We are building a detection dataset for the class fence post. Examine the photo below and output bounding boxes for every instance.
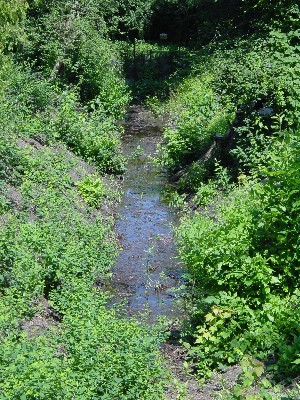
[133,38,137,83]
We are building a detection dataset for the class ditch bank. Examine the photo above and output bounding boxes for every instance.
[110,106,245,400]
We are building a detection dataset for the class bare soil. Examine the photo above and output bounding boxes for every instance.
[22,297,60,338]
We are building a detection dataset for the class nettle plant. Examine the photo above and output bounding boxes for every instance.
[75,174,106,208]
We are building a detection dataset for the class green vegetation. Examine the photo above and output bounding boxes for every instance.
[152,0,300,393]
[75,174,104,205]
[2,0,300,397]
[0,142,166,399]
[0,1,169,398]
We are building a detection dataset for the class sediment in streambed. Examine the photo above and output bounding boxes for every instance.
[110,106,184,323]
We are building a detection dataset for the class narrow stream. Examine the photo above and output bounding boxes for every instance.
[111,106,183,323]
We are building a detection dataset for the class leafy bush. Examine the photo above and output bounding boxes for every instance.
[0,132,26,183]
[193,181,218,207]
[75,175,106,208]
[178,136,300,376]
[159,73,231,172]
[150,6,300,383]
[0,63,125,174]
[0,2,174,398]
[0,0,27,52]
[159,25,300,177]
[154,13,300,381]
[77,32,130,109]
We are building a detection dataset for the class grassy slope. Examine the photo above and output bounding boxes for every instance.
[153,20,300,397]
[0,2,174,398]
[0,45,169,400]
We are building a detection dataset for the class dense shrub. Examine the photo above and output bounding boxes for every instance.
[0,61,126,174]
[50,89,125,173]
[0,3,170,396]
[0,0,27,52]
[159,25,300,176]
[2,0,300,393]
[177,136,300,376]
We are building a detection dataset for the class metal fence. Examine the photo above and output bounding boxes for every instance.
[122,41,188,81]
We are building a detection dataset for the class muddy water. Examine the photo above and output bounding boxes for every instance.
[111,106,183,323]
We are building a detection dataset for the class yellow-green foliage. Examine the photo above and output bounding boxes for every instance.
[0,2,170,394]
[178,135,300,377]
[76,175,105,208]
[160,73,232,171]
[0,0,27,52]
[0,134,167,399]
[158,9,300,381]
